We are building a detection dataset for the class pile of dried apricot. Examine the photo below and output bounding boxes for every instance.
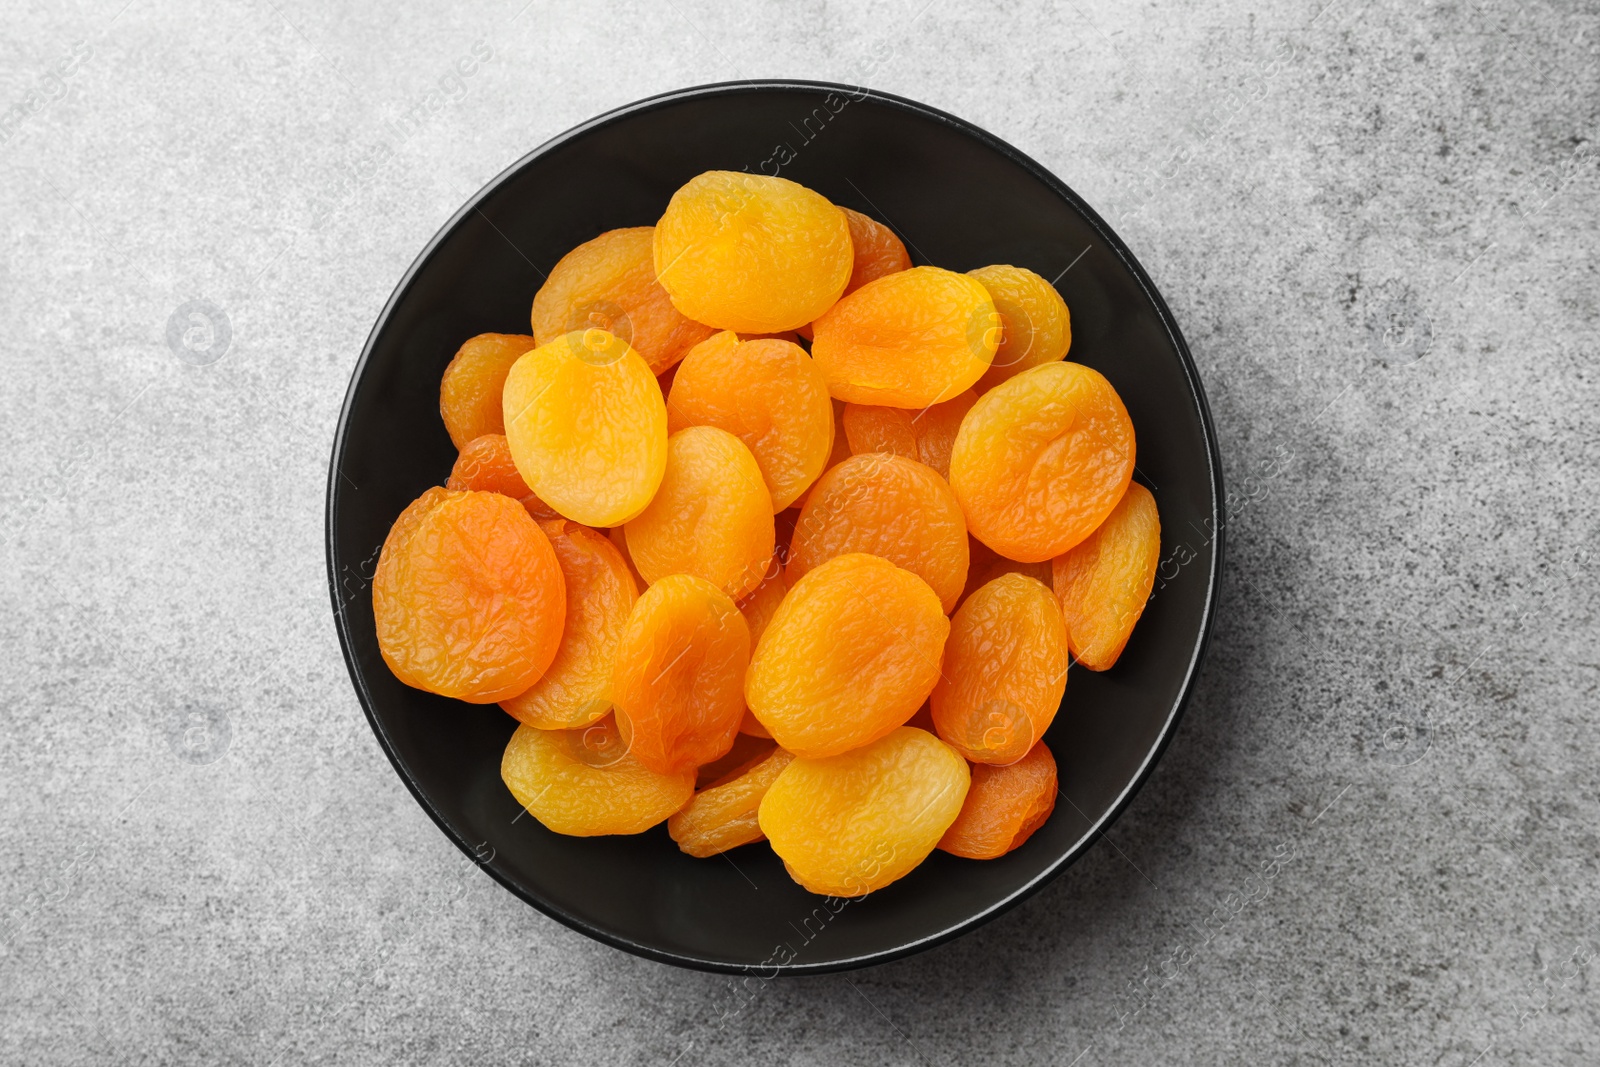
[372,171,1162,898]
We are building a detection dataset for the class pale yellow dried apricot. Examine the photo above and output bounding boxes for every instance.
[810,266,999,407]
[439,333,535,449]
[968,265,1071,393]
[948,361,1134,562]
[501,717,693,836]
[530,226,716,375]
[759,727,969,895]
[746,553,948,758]
[1052,481,1161,670]
[669,747,796,857]
[931,573,1068,765]
[501,328,667,528]
[938,740,1057,859]
[666,331,834,511]
[623,426,774,601]
[373,488,565,703]
[654,171,852,333]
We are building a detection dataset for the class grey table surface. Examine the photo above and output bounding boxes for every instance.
[3,0,1597,1063]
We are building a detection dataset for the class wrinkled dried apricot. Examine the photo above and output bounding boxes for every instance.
[447,433,531,499]
[842,390,977,481]
[759,727,969,895]
[909,390,977,480]
[501,328,667,528]
[500,520,638,729]
[623,426,774,601]
[787,453,969,613]
[654,171,853,333]
[949,361,1135,562]
[938,740,1057,859]
[666,331,834,512]
[969,265,1071,393]
[746,553,948,757]
[959,535,1053,608]
[439,333,536,449]
[840,207,912,294]
[694,731,776,788]
[669,747,796,857]
[932,573,1068,765]
[374,488,565,703]
[811,266,999,407]
[1053,481,1161,671]
[735,570,788,739]
[531,226,716,375]
[611,574,751,775]
[501,717,693,836]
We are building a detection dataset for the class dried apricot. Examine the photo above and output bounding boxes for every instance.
[746,553,948,757]
[447,433,531,499]
[959,535,1052,608]
[931,573,1068,765]
[948,361,1135,562]
[439,333,535,449]
[623,426,774,601]
[654,171,852,333]
[841,403,917,460]
[694,732,776,789]
[501,717,693,836]
[500,520,638,729]
[759,727,969,895]
[787,453,969,613]
[373,488,565,703]
[810,266,999,407]
[909,390,977,480]
[530,226,716,375]
[938,740,1058,859]
[665,331,834,511]
[611,574,751,775]
[1052,481,1161,670]
[501,328,667,528]
[840,207,912,295]
[968,265,1071,393]
[669,747,796,857]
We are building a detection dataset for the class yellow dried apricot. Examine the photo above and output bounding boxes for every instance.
[665,331,834,511]
[746,553,948,757]
[810,266,999,407]
[530,226,716,375]
[373,488,565,703]
[948,361,1135,562]
[654,171,853,333]
[501,328,667,528]
[623,426,774,601]
[968,265,1071,393]
[938,740,1057,859]
[759,727,969,895]
[1052,481,1161,670]
[931,573,1068,765]
[611,574,751,775]
[500,520,638,729]
[787,453,969,613]
[669,747,796,857]
[501,716,694,836]
[439,333,535,449]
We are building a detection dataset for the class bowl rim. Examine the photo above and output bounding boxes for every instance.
[326,78,1224,975]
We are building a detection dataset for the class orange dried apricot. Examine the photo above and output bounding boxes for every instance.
[948,361,1135,562]
[931,573,1068,765]
[623,426,774,601]
[669,747,796,857]
[501,328,667,528]
[500,520,638,729]
[665,331,834,511]
[735,570,788,739]
[840,207,912,295]
[373,488,565,703]
[968,265,1071,393]
[439,333,535,449]
[746,553,948,757]
[694,731,776,789]
[759,727,969,895]
[447,433,531,498]
[787,453,969,613]
[530,226,716,375]
[611,574,751,775]
[938,740,1058,859]
[810,266,999,407]
[654,171,853,333]
[501,716,693,836]
[841,403,917,460]
[1052,481,1161,670]
[909,389,977,480]
[959,535,1053,608]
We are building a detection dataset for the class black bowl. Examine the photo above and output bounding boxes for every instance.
[327,80,1222,974]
